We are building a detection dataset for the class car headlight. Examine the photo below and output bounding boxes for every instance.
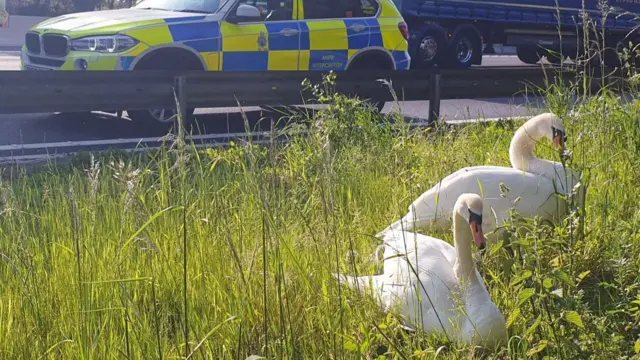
[71,35,138,53]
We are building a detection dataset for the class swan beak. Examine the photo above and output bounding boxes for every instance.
[553,134,564,149]
[470,221,486,250]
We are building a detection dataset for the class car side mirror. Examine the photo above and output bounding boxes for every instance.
[227,4,262,23]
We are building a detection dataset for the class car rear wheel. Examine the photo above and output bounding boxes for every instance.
[347,53,395,113]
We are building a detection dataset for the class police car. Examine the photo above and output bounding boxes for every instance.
[21,0,411,124]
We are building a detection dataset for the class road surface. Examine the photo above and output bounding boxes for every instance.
[0,51,546,147]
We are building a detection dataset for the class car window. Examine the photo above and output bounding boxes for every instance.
[303,0,378,19]
[356,0,379,17]
[239,0,294,21]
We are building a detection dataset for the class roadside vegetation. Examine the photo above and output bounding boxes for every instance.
[2,4,640,356]
[0,62,638,359]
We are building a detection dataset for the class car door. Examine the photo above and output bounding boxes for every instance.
[220,0,300,71]
[298,0,373,71]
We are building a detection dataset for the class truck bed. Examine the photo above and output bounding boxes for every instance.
[395,0,640,30]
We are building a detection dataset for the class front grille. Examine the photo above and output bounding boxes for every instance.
[42,34,69,57]
[25,32,40,54]
[28,56,64,67]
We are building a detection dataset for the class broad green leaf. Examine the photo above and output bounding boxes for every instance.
[343,341,358,352]
[360,340,370,353]
[577,270,591,284]
[506,308,521,329]
[634,339,640,354]
[564,311,585,329]
[525,315,542,337]
[543,278,554,289]
[555,269,575,287]
[509,270,533,287]
[517,288,536,308]
[527,340,548,356]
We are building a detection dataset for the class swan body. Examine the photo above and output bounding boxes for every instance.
[377,166,567,240]
[377,112,579,239]
[336,194,507,347]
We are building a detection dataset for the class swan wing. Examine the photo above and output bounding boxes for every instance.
[379,231,461,333]
[384,167,566,238]
[375,166,512,237]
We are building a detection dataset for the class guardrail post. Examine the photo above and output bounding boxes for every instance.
[428,73,441,125]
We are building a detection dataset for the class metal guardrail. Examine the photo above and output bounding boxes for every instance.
[0,66,627,123]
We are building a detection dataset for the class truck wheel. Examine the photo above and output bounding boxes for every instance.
[411,30,448,68]
[448,30,481,68]
[516,46,545,64]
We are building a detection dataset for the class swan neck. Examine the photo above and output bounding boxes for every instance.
[453,214,477,284]
[510,124,542,172]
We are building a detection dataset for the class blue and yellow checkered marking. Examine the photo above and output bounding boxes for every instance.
[309,50,348,71]
[344,19,370,49]
[298,22,311,50]
[365,18,384,47]
[265,22,300,51]
[392,50,411,70]
[126,15,407,72]
[223,51,269,71]
[167,20,222,52]
[119,56,136,70]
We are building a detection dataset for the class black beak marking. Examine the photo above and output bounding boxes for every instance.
[552,126,567,143]
[468,209,482,227]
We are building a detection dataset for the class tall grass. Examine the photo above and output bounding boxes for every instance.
[0,68,639,359]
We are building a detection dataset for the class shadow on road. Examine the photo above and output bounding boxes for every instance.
[12,106,332,145]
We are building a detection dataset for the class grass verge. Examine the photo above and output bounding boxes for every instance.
[0,72,639,359]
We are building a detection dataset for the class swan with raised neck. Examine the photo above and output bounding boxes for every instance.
[452,193,485,284]
[450,194,507,347]
[509,112,581,200]
[337,194,507,348]
[509,112,566,176]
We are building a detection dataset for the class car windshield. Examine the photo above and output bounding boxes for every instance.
[133,0,224,13]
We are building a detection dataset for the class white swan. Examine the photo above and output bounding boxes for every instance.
[376,113,577,239]
[507,113,582,202]
[335,194,507,348]
[448,112,580,198]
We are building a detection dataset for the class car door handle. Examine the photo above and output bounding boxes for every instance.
[279,28,298,36]
[349,24,366,32]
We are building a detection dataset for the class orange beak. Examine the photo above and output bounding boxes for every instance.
[470,221,486,250]
[553,134,563,149]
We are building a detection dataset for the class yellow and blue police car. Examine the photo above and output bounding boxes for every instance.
[21,0,411,124]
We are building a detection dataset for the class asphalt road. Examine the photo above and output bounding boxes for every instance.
[0,51,547,146]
